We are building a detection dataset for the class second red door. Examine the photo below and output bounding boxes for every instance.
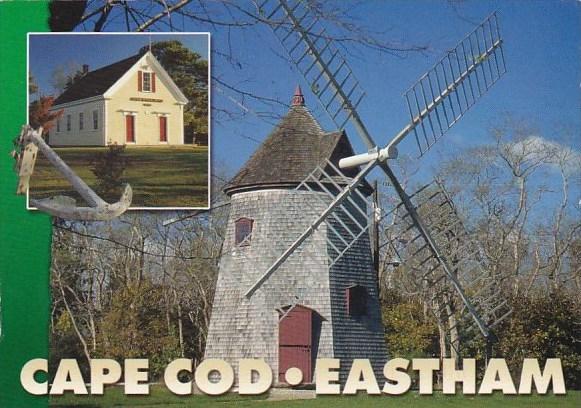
[159,116,167,142]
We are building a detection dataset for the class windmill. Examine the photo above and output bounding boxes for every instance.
[12,125,132,220]
[244,2,509,362]
[204,2,511,387]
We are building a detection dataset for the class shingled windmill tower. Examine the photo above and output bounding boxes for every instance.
[204,87,387,384]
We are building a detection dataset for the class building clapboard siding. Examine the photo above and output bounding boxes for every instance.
[48,51,188,146]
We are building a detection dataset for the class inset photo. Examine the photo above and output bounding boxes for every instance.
[27,33,210,209]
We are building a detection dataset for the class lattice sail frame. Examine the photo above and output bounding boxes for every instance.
[295,159,373,267]
[402,13,506,158]
[237,161,374,300]
[258,0,367,131]
[379,180,512,349]
[247,0,510,347]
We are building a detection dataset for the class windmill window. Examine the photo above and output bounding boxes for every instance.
[235,218,254,246]
[346,284,367,317]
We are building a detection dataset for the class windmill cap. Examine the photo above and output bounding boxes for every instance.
[291,85,305,106]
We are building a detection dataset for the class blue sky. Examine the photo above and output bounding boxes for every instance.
[29,33,208,93]
[204,0,580,179]
[29,1,580,184]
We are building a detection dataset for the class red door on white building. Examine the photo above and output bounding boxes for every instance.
[125,115,135,143]
[159,116,167,142]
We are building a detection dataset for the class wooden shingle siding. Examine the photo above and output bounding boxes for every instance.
[204,189,335,382]
[328,213,387,383]
[205,99,387,387]
[204,189,387,386]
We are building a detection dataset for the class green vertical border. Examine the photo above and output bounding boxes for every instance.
[0,1,51,407]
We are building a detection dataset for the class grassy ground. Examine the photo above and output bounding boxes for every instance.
[49,386,580,408]
[29,145,209,208]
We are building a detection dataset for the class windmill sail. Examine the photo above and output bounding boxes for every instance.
[258,0,374,148]
[249,1,510,346]
[379,180,512,349]
[398,13,506,158]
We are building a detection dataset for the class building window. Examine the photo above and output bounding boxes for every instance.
[346,284,367,317]
[138,70,156,92]
[142,72,152,92]
[92,110,98,130]
[79,112,84,130]
[56,118,61,132]
[66,115,71,131]
[235,218,254,246]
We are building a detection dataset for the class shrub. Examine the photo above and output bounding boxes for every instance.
[91,143,128,199]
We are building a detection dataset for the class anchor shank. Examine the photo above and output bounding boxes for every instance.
[26,130,106,208]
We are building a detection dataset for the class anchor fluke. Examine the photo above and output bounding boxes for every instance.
[13,125,133,221]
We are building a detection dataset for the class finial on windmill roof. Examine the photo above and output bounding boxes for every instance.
[291,85,305,106]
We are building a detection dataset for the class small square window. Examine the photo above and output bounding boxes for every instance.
[235,218,253,246]
[346,284,367,317]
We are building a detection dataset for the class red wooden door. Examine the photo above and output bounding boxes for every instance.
[279,305,313,384]
[126,115,135,143]
[159,116,167,142]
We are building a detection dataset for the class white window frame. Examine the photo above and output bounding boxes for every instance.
[142,72,152,92]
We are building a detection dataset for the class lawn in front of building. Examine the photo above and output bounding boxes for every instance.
[48,386,580,408]
[28,145,209,208]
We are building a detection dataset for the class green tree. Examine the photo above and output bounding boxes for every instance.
[100,281,181,379]
[91,144,128,199]
[140,41,208,142]
[496,292,581,390]
[381,289,439,359]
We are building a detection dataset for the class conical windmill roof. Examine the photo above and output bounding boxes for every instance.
[224,87,369,196]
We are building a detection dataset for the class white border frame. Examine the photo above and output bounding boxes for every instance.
[26,31,212,211]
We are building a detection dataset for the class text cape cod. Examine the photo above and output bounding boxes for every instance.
[21,358,566,396]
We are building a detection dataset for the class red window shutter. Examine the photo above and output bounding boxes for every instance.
[137,70,143,92]
[151,73,156,92]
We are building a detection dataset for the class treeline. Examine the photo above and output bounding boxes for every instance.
[378,118,580,389]
[50,209,226,380]
[49,119,580,387]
